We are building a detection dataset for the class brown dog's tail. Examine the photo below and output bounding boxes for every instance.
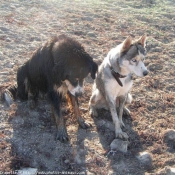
[0,83,17,106]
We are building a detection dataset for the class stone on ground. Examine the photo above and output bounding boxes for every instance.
[136,151,152,170]
[110,139,129,153]
[163,129,175,141]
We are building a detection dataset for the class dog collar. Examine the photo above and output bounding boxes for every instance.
[109,66,126,87]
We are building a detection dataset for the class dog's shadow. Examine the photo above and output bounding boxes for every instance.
[8,98,145,174]
[91,108,145,174]
[9,99,80,172]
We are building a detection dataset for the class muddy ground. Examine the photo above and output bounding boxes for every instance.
[0,0,175,174]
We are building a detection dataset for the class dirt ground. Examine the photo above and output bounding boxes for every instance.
[0,0,175,174]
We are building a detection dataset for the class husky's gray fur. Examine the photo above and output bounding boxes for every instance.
[89,35,148,139]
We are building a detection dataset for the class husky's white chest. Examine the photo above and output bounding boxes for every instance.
[119,77,133,96]
[106,75,133,99]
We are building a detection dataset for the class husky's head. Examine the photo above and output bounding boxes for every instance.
[119,35,148,77]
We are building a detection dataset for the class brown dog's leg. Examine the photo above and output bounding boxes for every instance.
[66,92,73,113]
[49,90,68,142]
[66,92,91,129]
[53,107,68,142]
[28,92,36,109]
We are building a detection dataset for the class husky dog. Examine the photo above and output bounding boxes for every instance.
[89,35,148,139]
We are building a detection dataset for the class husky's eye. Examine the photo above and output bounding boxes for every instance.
[132,59,137,62]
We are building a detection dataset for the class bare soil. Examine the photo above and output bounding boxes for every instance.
[0,0,175,174]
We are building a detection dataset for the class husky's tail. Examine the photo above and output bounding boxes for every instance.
[0,83,17,106]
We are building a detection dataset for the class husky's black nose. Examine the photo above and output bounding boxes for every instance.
[143,70,148,76]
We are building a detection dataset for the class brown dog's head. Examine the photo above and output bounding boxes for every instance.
[52,35,98,96]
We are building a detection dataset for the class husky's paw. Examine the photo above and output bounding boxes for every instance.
[116,130,129,140]
[89,108,98,117]
[119,119,125,128]
[123,107,130,117]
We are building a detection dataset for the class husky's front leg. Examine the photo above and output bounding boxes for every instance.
[107,98,129,139]
[116,93,132,118]
[118,95,127,127]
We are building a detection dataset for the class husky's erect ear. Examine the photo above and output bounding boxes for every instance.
[138,34,147,48]
[121,36,132,52]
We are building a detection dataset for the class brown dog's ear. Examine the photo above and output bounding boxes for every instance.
[90,62,98,79]
[121,36,132,52]
[138,34,147,48]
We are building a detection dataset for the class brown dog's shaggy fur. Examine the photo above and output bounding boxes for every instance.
[1,35,98,142]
